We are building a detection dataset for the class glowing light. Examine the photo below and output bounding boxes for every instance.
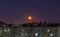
[4,29,7,32]
[50,33,53,36]
[47,29,50,32]
[25,33,28,36]
[28,16,32,20]
[44,34,47,37]
[35,33,38,36]
[21,29,24,32]
[4,29,11,32]
[21,33,24,35]
[7,29,11,32]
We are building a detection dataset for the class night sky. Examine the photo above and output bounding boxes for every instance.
[0,0,60,24]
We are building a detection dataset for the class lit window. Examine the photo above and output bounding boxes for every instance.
[7,29,11,32]
[44,34,47,37]
[4,29,11,32]
[47,29,50,32]
[25,33,28,36]
[21,33,24,35]
[4,29,7,32]
[21,29,24,32]
[50,33,53,36]
[35,33,38,36]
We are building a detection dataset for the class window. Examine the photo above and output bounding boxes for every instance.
[4,29,11,32]
[47,29,50,32]
[35,33,38,36]
[25,33,28,36]
[50,33,53,36]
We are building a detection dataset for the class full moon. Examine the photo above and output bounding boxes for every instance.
[28,16,32,20]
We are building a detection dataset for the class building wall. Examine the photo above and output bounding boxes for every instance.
[0,27,58,37]
[33,27,57,37]
[3,27,13,37]
[0,27,3,37]
[57,27,60,37]
[15,27,32,37]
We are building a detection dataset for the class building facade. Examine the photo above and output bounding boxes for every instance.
[0,26,59,37]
